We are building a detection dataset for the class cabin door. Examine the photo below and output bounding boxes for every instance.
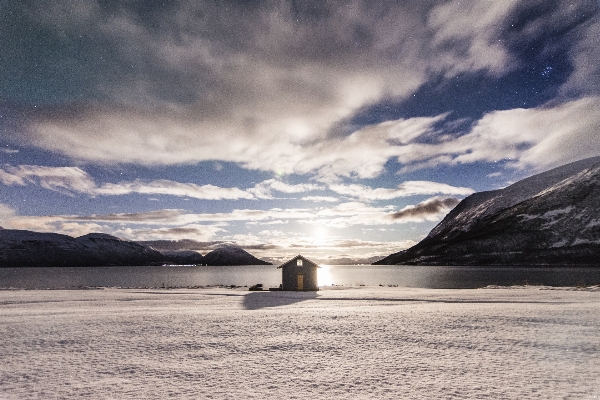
[297,274,304,290]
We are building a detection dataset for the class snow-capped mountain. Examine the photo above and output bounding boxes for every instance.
[375,156,600,266]
[202,245,272,266]
[0,230,163,267]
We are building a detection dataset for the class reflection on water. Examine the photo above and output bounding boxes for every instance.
[317,264,334,287]
[1,264,600,289]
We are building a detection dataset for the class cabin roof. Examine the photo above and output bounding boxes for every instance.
[277,254,320,269]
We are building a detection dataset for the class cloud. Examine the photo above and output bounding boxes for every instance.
[1,196,452,242]
[0,165,473,208]
[301,196,339,203]
[1,1,596,185]
[7,1,542,177]
[248,179,323,199]
[0,169,27,186]
[113,224,225,242]
[73,209,188,224]
[0,165,326,200]
[316,255,390,265]
[257,230,286,237]
[388,97,600,173]
[329,181,474,201]
[22,96,593,193]
[562,16,600,97]
[0,166,96,195]
[2,215,109,238]
[390,197,460,221]
[459,97,600,171]
[216,231,416,253]
[137,240,228,252]
[0,204,16,223]
[71,208,314,225]
[309,202,403,228]
[96,179,255,200]
[246,220,288,226]
[427,0,519,76]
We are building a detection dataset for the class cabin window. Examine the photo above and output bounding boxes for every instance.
[297,259,303,266]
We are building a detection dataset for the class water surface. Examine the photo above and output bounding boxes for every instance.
[1,264,600,289]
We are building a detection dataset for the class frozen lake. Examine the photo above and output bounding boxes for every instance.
[1,264,600,289]
[1,286,599,399]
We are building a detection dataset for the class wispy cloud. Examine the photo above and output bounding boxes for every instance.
[0,165,326,200]
[14,95,594,191]
[0,166,96,195]
[248,179,324,199]
[113,224,225,242]
[390,197,460,221]
[137,240,230,252]
[71,208,314,225]
[0,203,16,223]
[1,194,458,239]
[392,97,600,173]
[96,180,255,200]
[329,181,474,202]
[301,196,339,203]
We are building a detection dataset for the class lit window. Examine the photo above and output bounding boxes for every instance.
[297,259,303,266]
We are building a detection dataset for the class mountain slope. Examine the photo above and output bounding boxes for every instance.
[159,250,204,265]
[0,230,163,267]
[375,156,600,266]
[202,246,272,266]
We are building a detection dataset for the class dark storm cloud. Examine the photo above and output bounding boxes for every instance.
[390,197,460,220]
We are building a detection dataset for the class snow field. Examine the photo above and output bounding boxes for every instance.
[1,287,599,399]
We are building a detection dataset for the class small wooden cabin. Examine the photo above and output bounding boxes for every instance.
[278,255,319,291]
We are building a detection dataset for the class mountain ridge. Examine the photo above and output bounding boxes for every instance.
[202,245,272,266]
[0,230,163,267]
[375,156,600,266]
[0,230,271,267]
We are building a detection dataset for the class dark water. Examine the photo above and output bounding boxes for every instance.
[1,265,600,289]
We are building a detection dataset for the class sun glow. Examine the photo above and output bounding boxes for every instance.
[317,264,334,286]
[313,226,328,245]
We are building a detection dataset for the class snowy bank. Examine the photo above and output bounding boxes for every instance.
[1,287,599,399]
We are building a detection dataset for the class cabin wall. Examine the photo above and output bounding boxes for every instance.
[281,264,318,291]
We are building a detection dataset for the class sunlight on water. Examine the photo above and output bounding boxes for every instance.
[2,265,600,289]
[317,264,333,286]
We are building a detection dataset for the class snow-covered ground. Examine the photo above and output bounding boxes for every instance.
[1,286,599,399]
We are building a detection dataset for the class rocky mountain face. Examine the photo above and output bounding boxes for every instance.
[0,230,164,267]
[202,246,272,266]
[375,156,600,266]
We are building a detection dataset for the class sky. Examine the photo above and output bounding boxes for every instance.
[0,1,599,264]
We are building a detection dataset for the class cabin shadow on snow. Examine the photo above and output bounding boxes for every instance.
[243,291,318,310]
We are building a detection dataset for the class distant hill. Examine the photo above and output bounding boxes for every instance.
[0,230,163,267]
[0,230,272,267]
[158,250,204,265]
[375,156,600,266]
[202,245,272,266]
[140,240,272,266]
